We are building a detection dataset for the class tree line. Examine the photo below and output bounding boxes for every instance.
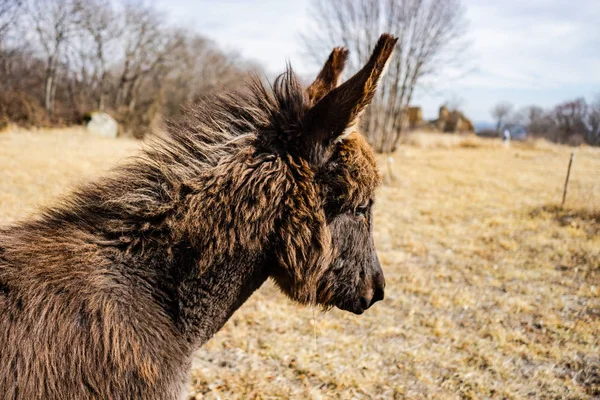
[3,0,469,150]
[0,0,261,136]
[5,0,594,149]
[491,97,600,146]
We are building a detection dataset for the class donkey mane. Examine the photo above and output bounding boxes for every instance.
[36,68,306,229]
[5,68,311,258]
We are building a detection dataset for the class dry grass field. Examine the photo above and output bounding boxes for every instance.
[1,128,598,399]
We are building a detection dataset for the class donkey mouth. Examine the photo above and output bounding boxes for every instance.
[336,290,384,315]
[335,300,366,315]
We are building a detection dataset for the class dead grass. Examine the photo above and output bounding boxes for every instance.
[0,127,140,225]
[397,131,503,150]
[398,131,578,154]
[1,128,599,399]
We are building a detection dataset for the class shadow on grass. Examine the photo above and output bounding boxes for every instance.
[529,204,599,279]
[557,354,600,396]
[530,204,600,231]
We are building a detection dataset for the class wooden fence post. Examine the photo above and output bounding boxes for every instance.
[561,153,574,207]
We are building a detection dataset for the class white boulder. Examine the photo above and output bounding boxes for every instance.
[86,112,118,138]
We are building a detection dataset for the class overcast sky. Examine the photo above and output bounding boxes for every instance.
[156,0,600,122]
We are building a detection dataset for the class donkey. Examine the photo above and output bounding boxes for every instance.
[0,33,397,399]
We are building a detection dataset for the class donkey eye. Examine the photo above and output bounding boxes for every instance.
[354,204,369,219]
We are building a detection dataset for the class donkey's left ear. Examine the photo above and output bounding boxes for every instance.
[302,34,397,150]
[306,47,349,104]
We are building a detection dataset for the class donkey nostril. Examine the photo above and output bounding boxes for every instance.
[370,287,384,306]
[359,296,370,310]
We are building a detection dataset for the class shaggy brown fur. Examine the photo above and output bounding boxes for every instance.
[0,34,397,399]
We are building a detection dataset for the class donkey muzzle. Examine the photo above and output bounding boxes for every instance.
[342,262,385,315]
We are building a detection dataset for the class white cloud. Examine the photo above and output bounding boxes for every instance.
[462,0,600,89]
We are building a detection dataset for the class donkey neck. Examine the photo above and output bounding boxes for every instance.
[173,248,270,347]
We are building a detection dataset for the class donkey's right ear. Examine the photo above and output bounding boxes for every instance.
[306,47,349,104]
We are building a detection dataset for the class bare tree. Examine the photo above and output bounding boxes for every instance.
[302,0,469,153]
[586,94,600,145]
[522,105,544,126]
[115,3,182,114]
[160,35,259,117]
[514,105,554,135]
[27,0,79,115]
[0,0,22,42]
[491,101,513,131]
[551,98,588,144]
[0,0,23,88]
[73,0,120,110]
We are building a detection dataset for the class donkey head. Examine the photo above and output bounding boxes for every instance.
[269,34,397,315]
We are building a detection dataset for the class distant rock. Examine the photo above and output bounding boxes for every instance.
[433,105,475,133]
[85,112,118,138]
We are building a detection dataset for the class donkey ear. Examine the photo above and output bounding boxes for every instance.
[303,34,397,147]
[306,47,349,104]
